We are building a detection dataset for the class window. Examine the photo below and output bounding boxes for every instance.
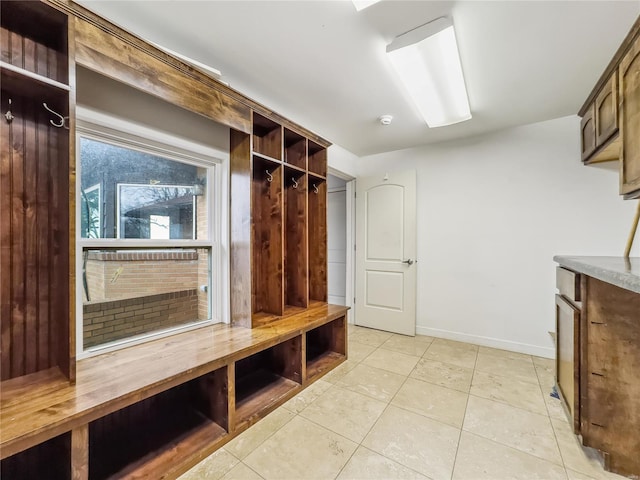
[77,115,225,355]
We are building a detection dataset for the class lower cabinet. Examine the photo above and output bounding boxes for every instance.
[556,266,640,478]
[555,295,580,433]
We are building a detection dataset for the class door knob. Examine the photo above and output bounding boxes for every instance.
[402,259,414,266]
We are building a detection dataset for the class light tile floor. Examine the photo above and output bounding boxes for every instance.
[179,325,625,480]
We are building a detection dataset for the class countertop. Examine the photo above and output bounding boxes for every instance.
[554,256,640,294]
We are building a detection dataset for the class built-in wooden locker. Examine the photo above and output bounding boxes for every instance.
[230,112,330,327]
[0,0,74,382]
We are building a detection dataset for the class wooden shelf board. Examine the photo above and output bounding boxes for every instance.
[106,421,227,480]
[235,370,299,427]
[1,304,348,458]
[283,163,306,174]
[307,351,345,381]
[252,151,283,165]
[308,172,327,181]
[1,61,70,93]
[252,301,327,326]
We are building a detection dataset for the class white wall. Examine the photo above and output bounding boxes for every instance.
[328,144,359,178]
[358,115,638,357]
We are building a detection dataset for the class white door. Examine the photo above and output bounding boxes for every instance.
[355,170,416,335]
[327,187,347,305]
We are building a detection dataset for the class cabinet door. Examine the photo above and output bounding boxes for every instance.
[595,72,619,147]
[580,105,597,162]
[555,295,580,433]
[620,34,640,197]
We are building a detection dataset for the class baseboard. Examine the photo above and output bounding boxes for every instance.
[415,326,555,359]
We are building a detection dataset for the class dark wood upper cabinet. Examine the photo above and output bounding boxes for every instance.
[595,72,618,146]
[579,16,640,198]
[619,34,640,198]
[580,105,597,162]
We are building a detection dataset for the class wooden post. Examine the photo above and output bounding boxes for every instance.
[624,200,640,257]
[71,424,89,480]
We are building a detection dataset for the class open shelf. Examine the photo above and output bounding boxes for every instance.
[88,369,228,480]
[284,168,308,309]
[1,1,68,86]
[308,140,327,177]
[251,155,283,319]
[284,128,306,169]
[1,431,70,480]
[252,112,282,160]
[1,62,70,99]
[306,316,346,381]
[308,176,328,303]
[235,338,302,428]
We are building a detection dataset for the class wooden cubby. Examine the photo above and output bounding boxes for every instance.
[1,431,71,480]
[0,0,73,383]
[252,112,282,160]
[284,128,307,169]
[232,110,330,327]
[306,315,347,381]
[235,336,302,428]
[251,156,284,320]
[284,167,309,310]
[88,368,228,479]
[308,175,328,303]
[308,140,327,177]
[0,1,69,86]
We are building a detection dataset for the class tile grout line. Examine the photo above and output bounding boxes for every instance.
[332,340,392,480]
[533,361,572,480]
[449,345,479,480]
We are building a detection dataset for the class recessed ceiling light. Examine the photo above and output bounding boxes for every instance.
[387,17,471,128]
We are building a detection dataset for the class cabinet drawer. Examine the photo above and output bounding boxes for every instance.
[556,267,581,304]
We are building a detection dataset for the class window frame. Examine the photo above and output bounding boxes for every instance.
[75,107,229,358]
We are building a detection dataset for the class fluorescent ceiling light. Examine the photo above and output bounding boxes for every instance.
[352,0,381,11]
[387,17,471,128]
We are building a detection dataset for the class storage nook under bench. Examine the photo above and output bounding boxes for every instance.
[1,305,348,479]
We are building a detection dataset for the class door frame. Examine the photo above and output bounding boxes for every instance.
[327,167,356,323]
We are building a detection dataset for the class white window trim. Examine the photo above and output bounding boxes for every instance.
[75,106,230,359]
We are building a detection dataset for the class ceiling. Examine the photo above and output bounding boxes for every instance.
[76,1,639,157]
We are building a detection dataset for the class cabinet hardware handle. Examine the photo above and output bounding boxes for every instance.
[591,372,605,377]
[590,321,606,325]
[591,422,606,428]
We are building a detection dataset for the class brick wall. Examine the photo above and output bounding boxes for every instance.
[84,251,199,302]
[83,289,199,348]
